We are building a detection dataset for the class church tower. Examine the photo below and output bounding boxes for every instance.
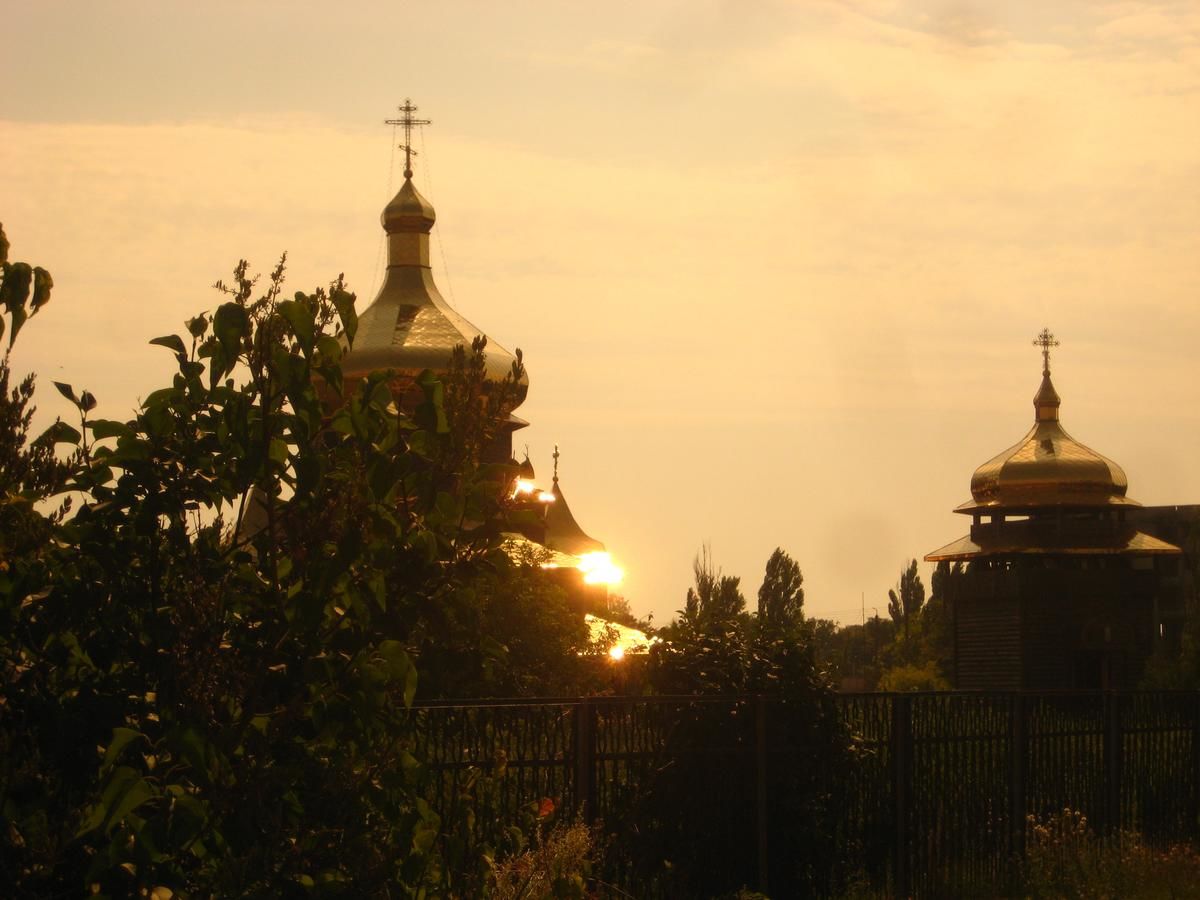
[926,330,1182,689]
[339,101,529,463]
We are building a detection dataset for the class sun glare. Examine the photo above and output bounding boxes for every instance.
[578,551,624,586]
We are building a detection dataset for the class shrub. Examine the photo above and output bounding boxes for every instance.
[1022,808,1200,899]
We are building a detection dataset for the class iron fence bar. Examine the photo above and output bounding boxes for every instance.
[1105,691,1123,835]
[755,694,769,894]
[574,697,596,823]
[892,693,912,898]
[1009,691,1028,860]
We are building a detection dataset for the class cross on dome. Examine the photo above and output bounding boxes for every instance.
[1033,327,1059,375]
[385,98,432,180]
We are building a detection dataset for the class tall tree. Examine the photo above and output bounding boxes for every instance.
[683,543,745,631]
[757,546,805,633]
[887,559,926,639]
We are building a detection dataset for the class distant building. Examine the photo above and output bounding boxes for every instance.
[925,331,1183,690]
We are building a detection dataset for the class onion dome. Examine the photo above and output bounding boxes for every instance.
[956,334,1133,514]
[340,175,528,410]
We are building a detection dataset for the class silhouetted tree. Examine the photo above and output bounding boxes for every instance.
[682,543,746,632]
[757,546,805,633]
[888,559,925,639]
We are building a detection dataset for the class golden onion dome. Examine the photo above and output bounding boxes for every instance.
[381,178,436,233]
[340,176,528,409]
[957,341,1134,514]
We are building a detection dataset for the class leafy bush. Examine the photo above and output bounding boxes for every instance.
[877,661,950,692]
[0,233,575,896]
[1022,809,1200,899]
[488,820,594,900]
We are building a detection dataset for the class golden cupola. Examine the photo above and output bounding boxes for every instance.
[340,102,528,413]
[926,329,1180,562]
[957,335,1133,514]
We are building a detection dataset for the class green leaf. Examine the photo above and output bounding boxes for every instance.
[278,298,315,353]
[87,420,129,441]
[31,266,52,311]
[80,390,97,412]
[43,420,82,445]
[149,334,187,357]
[77,766,158,836]
[53,381,78,404]
[213,302,249,368]
[1,261,31,310]
[186,315,208,338]
[332,288,358,347]
[101,727,147,778]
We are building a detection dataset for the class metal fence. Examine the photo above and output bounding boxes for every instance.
[411,692,1200,897]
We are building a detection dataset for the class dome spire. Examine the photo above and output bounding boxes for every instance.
[385,98,431,180]
[1032,327,1061,422]
[1033,327,1059,378]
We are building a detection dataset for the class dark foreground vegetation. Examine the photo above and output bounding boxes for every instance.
[0,229,851,897]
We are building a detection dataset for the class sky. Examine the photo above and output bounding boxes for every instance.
[2,0,1199,626]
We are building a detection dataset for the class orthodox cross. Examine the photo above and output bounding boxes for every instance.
[385,99,432,179]
[1033,327,1059,375]
[552,444,560,486]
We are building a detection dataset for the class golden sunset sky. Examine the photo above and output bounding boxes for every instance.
[3,0,1198,624]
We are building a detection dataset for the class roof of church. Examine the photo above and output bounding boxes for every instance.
[925,528,1180,562]
[544,479,606,557]
[955,330,1134,515]
[340,173,527,406]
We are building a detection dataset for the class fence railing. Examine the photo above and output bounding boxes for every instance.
[411,692,1200,897]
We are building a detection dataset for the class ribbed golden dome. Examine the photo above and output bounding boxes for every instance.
[957,360,1134,514]
[341,176,528,409]
[381,178,436,234]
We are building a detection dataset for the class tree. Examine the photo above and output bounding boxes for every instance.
[681,543,746,633]
[637,547,855,896]
[0,223,75,556]
[887,559,925,640]
[757,546,804,633]
[0,247,577,896]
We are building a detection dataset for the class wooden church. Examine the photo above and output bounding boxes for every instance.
[925,331,1184,690]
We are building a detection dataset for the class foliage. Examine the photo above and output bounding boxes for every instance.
[757,546,804,634]
[631,547,856,896]
[1021,809,1200,899]
[0,243,580,896]
[886,559,925,638]
[488,821,594,900]
[680,543,748,634]
[0,223,76,556]
[812,559,960,690]
[876,661,949,692]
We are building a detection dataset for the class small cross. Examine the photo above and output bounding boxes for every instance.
[552,444,560,486]
[1033,327,1059,375]
[385,98,432,179]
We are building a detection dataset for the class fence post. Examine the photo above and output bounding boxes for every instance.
[1104,691,1123,835]
[574,698,595,823]
[892,694,912,898]
[755,695,769,894]
[1193,693,1200,841]
[1009,692,1028,860]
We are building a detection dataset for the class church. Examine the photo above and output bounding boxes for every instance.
[334,102,634,637]
[925,330,1190,690]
